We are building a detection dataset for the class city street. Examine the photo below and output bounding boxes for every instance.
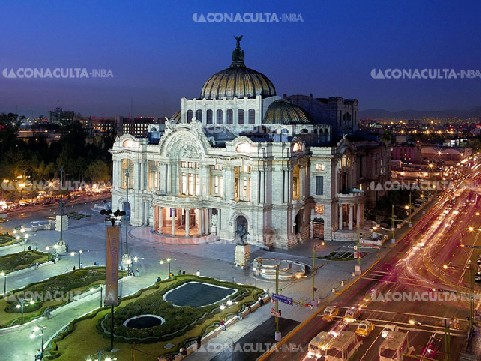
[262,167,481,361]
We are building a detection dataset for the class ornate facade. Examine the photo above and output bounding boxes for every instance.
[110,38,374,249]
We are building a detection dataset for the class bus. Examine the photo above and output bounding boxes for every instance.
[379,331,409,361]
[324,331,361,361]
[306,331,334,359]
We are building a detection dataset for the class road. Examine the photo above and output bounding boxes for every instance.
[265,161,481,361]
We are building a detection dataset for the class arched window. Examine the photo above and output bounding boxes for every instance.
[238,109,244,124]
[206,109,213,124]
[226,109,233,124]
[248,109,255,124]
[216,109,223,124]
[195,110,202,122]
[186,110,193,123]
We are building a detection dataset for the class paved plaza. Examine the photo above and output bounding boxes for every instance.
[0,200,382,360]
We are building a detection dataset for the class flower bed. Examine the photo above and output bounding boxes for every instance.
[1,267,123,327]
[0,250,51,273]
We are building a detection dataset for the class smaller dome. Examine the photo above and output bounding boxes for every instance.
[263,100,312,125]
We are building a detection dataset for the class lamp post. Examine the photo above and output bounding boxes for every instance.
[124,168,129,256]
[78,249,83,268]
[443,262,475,332]
[16,298,34,323]
[274,264,281,341]
[311,241,325,302]
[32,325,47,354]
[391,204,395,243]
[1,271,6,296]
[160,258,173,278]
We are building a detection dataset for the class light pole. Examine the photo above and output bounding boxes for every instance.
[78,249,83,268]
[124,168,129,256]
[443,262,475,332]
[32,325,47,354]
[391,204,395,243]
[274,264,281,341]
[1,271,6,295]
[312,241,325,302]
[160,258,173,278]
[16,298,34,323]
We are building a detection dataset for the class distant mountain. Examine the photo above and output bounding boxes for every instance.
[360,107,481,119]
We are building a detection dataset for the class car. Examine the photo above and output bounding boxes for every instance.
[322,306,339,322]
[381,324,398,338]
[420,334,441,359]
[475,273,481,283]
[343,307,361,323]
[355,320,375,337]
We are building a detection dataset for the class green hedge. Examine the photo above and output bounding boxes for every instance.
[0,250,50,273]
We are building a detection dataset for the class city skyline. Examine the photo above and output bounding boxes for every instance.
[1,0,481,117]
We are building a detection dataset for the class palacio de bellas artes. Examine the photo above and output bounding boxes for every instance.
[111,37,389,249]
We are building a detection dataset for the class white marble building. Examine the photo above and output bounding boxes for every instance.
[110,38,365,248]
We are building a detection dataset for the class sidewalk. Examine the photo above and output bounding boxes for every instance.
[0,199,398,360]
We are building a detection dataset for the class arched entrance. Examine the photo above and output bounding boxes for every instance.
[294,209,303,235]
[235,215,248,244]
[312,217,325,239]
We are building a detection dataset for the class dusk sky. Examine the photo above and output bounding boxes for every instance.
[1,0,481,117]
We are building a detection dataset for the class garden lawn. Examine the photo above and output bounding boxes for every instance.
[0,233,16,247]
[0,250,50,273]
[0,267,122,327]
[48,275,263,361]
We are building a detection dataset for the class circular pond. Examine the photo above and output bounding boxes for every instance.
[123,314,165,329]
[164,282,236,307]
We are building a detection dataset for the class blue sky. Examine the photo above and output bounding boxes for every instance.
[0,0,480,117]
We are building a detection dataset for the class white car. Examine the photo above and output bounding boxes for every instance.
[381,324,398,338]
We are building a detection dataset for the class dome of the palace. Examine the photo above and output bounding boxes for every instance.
[200,37,276,100]
[263,100,312,125]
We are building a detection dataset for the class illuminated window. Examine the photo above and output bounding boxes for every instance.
[315,164,325,171]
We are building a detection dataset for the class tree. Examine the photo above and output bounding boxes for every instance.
[85,160,111,183]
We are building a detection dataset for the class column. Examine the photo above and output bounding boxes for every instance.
[339,204,343,230]
[112,160,119,188]
[259,170,265,204]
[171,208,175,236]
[207,208,212,234]
[357,203,361,228]
[186,208,190,237]
[133,162,140,191]
[199,208,205,235]
[159,207,163,234]
[299,165,305,199]
[165,164,170,194]
[348,204,353,230]
[226,167,234,201]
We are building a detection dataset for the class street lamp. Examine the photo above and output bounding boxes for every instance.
[160,258,173,279]
[312,241,325,302]
[442,261,475,332]
[70,250,84,269]
[31,325,47,355]
[16,298,34,323]
[0,271,6,296]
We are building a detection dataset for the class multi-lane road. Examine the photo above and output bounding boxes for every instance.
[265,160,481,360]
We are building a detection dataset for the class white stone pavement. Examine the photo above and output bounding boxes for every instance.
[0,201,377,360]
